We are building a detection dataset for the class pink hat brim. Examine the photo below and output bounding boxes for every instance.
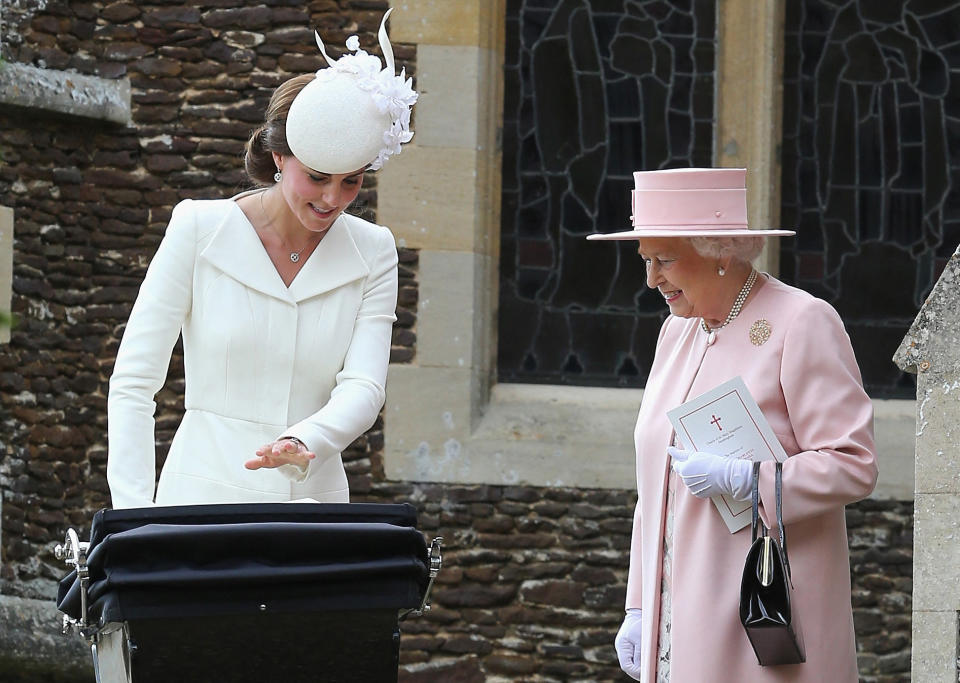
[586,227,796,240]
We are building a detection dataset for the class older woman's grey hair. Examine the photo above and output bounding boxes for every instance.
[688,235,766,263]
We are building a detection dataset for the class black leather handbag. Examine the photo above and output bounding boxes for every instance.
[739,461,806,666]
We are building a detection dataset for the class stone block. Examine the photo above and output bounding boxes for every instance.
[894,243,960,378]
[0,62,131,125]
[912,493,960,611]
[519,579,588,608]
[101,41,152,60]
[384,363,481,475]
[385,367,640,488]
[276,53,325,73]
[0,595,90,679]
[399,657,485,683]
[201,6,272,30]
[914,382,960,494]
[413,45,497,150]
[264,26,313,45]
[101,2,141,23]
[484,655,539,676]
[469,383,639,488]
[433,583,517,608]
[416,250,489,369]
[269,7,309,25]
[715,0,785,224]
[390,0,504,50]
[871,398,917,499]
[377,145,491,253]
[143,6,201,27]
[131,57,183,77]
[910,610,958,682]
[440,635,493,655]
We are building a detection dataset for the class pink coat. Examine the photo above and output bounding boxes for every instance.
[626,276,877,683]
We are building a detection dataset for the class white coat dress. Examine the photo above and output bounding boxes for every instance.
[107,194,398,508]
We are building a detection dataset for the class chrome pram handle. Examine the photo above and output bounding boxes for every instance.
[55,527,93,639]
[400,536,443,621]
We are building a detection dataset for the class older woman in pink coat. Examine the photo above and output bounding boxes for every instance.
[588,168,877,682]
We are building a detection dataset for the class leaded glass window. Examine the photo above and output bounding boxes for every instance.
[499,0,716,387]
[781,0,960,398]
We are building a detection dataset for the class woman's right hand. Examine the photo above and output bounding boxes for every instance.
[245,438,316,471]
[615,608,643,680]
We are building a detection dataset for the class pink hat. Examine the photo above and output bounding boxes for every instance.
[586,168,795,240]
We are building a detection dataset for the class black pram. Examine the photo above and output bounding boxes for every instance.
[56,502,441,683]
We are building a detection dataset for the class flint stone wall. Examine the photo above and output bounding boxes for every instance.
[0,1,912,681]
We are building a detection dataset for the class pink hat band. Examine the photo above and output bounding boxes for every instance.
[632,188,746,228]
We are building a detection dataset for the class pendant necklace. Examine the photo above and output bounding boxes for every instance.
[700,269,757,346]
[259,191,310,263]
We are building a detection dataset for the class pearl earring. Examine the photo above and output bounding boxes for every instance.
[274,170,282,183]
[718,266,726,276]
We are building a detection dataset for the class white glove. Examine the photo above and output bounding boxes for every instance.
[668,447,752,501]
[615,608,643,680]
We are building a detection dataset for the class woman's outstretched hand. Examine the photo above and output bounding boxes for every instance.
[668,446,752,500]
[245,438,316,470]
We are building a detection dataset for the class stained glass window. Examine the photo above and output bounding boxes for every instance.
[499,0,716,387]
[780,0,960,398]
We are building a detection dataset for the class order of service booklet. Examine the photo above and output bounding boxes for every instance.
[666,376,788,533]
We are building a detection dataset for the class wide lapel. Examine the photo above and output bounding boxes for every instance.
[200,200,294,304]
[287,214,370,302]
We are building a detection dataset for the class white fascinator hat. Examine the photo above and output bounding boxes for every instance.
[286,9,418,174]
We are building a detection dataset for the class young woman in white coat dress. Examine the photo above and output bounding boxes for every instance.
[107,12,418,508]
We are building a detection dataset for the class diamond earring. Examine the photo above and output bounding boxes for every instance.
[274,170,282,183]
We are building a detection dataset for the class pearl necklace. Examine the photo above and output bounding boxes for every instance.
[700,269,757,346]
[259,191,310,263]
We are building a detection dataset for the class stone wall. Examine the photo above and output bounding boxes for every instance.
[0,2,913,682]
[848,499,914,683]
[352,464,914,681]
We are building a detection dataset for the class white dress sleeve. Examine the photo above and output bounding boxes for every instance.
[107,200,197,508]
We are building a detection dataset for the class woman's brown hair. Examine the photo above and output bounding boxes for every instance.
[244,73,315,186]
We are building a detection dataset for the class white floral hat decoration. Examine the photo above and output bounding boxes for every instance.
[286,9,418,173]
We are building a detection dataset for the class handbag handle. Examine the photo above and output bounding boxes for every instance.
[750,461,791,579]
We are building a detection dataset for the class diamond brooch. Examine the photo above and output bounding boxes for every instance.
[749,319,772,346]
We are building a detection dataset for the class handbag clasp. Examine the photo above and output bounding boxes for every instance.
[760,536,773,587]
